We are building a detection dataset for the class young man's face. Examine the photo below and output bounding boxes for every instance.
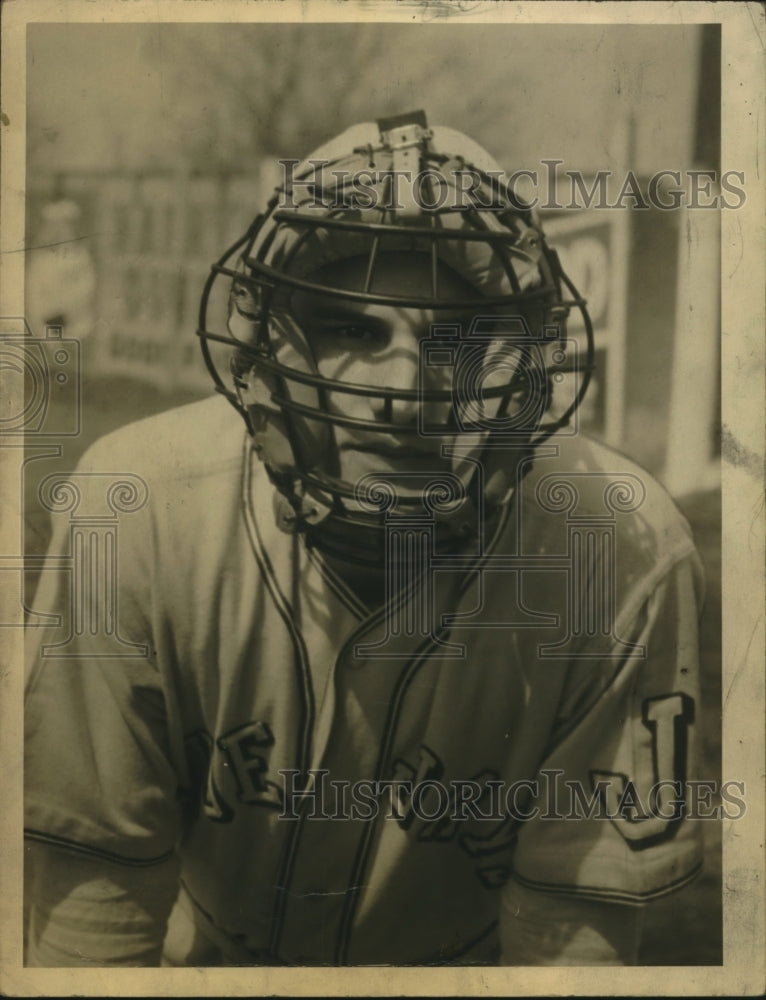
[289,251,481,488]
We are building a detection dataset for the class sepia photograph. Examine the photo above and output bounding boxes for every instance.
[1,1,763,996]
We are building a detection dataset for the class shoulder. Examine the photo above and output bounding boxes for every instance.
[517,432,699,583]
[64,397,258,588]
[75,395,247,484]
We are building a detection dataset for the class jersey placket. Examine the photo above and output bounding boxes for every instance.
[270,567,461,963]
[273,504,513,963]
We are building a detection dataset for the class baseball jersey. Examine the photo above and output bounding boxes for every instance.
[24,394,705,965]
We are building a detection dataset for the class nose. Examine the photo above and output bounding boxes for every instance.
[371,327,422,426]
[384,354,421,425]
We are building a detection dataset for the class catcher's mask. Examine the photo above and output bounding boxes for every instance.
[198,110,594,567]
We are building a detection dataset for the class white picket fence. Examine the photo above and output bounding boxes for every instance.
[27,166,280,392]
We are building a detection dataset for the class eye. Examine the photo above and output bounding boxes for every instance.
[320,323,384,348]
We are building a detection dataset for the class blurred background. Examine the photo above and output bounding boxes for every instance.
[22,20,721,965]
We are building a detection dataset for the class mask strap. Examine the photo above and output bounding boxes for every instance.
[377,110,433,220]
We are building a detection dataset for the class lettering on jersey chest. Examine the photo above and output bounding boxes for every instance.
[185,720,284,822]
[182,726,519,887]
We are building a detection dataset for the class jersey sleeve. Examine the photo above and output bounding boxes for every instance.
[24,439,183,869]
[498,877,644,965]
[508,549,706,904]
[25,840,180,966]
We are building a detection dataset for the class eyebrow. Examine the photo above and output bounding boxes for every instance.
[299,301,374,322]
[296,299,481,325]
